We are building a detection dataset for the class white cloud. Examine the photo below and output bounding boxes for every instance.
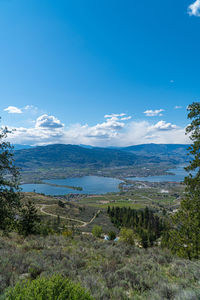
[104,113,126,118]
[24,105,33,110]
[188,0,200,17]
[114,121,188,146]
[35,114,64,129]
[6,114,64,146]
[150,120,178,131]
[4,104,39,115]
[6,113,189,147]
[24,105,38,112]
[121,116,132,121]
[174,106,182,109]
[4,106,22,114]
[144,109,164,117]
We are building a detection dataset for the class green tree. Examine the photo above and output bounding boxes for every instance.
[108,231,116,240]
[92,225,103,238]
[141,231,148,249]
[119,228,135,245]
[166,102,200,259]
[0,125,21,232]
[18,200,40,236]
[184,102,200,191]
[58,200,65,208]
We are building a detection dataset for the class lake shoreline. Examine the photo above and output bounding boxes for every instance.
[20,166,194,195]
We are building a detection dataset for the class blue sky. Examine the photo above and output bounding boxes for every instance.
[0,0,200,146]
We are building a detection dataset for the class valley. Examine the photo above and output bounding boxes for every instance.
[14,143,189,183]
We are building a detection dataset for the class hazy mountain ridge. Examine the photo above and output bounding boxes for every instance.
[14,143,189,171]
[122,143,189,155]
[13,144,33,150]
[14,144,141,170]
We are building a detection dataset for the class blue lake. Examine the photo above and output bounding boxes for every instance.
[20,166,197,195]
[127,166,196,182]
[21,176,122,195]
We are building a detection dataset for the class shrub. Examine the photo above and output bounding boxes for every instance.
[108,231,116,240]
[5,274,93,300]
[92,225,103,238]
[58,200,65,208]
[119,228,135,246]
[62,230,73,238]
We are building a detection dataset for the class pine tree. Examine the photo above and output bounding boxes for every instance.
[18,200,40,236]
[0,125,21,232]
[167,102,200,259]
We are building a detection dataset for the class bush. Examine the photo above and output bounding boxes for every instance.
[108,231,116,240]
[5,274,93,300]
[119,228,135,245]
[92,225,103,238]
[62,230,73,238]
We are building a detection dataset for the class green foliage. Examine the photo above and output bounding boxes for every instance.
[28,265,42,280]
[108,231,116,240]
[5,274,93,300]
[58,200,65,208]
[119,228,135,245]
[62,229,73,238]
[0,126,21,232]
[92,225,102,238]
[38,223,53,236]
[185,102,200,192]
[17,200,40,236]
[141,231,149,249]
[164,193,200,259]
[108,206,165,247]
[1,234,200,299]
[164,102,200,259]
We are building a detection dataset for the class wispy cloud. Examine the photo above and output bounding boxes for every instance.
[188,0,200,17]
[174,106,182,109]
[143,109,164,117]
[24,105,38,113]
[4,106,22,114]
[104,113,126,119]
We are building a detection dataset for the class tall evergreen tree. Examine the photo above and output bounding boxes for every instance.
[0,125,21,232]
[18,200,40,236]
[166,102,200,259]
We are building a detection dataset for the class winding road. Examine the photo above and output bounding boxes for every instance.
[39,204,100,228]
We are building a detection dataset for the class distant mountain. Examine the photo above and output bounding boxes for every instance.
[78,144,94,149]
[13,144,32,150]
[122,144,189,154]
[15,144,188,176]
[14,144,143,170]
[13,143,191,182]
[121,144,189,164]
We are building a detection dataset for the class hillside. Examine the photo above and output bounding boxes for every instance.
[1,233,200,299]
[14,143,189,170]
[122,144,189,163]
[14,144,141,169]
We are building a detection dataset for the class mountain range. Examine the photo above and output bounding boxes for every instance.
[14,143,189,170]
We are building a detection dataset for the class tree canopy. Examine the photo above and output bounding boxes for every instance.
[0,125,21,231]
[164,102,200,259]
[0,123,40,235]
